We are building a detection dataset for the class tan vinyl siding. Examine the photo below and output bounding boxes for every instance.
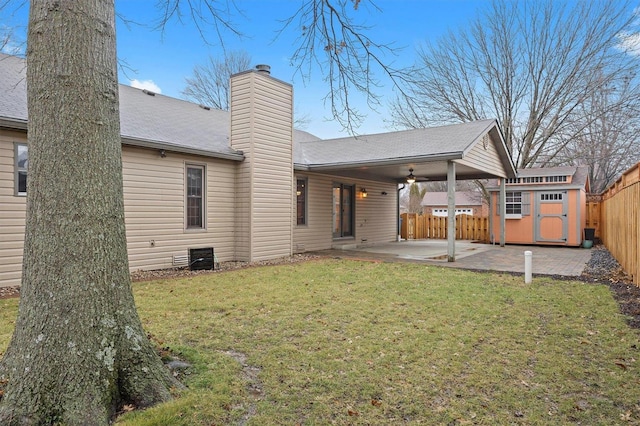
[0,130,27,287]
[230,73,252,260]
[456,132,508,178]
[230,70,294,261]
[1,133,239,287]
[293,172,397,252]
[122,146,237,272]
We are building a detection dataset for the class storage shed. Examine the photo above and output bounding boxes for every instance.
[488,166,590,246]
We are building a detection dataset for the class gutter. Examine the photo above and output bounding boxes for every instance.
[117,138,245,161]
[0,119,246,161]
[0,117,27,131]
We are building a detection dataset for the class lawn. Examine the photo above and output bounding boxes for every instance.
[1,259,639,425]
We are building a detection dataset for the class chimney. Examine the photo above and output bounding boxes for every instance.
[230,64,293,262]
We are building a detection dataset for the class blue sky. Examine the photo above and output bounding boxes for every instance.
[4,1,636,139]
[111,0,488,139]
[1,0,488,139]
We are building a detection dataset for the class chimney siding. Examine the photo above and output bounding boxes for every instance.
[230,70,294,261]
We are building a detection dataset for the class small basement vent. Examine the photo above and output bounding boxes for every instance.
[189,247,215,271]
[172,254,189,267]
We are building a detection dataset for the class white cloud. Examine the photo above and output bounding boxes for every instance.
[617,7,640,57]
[617,31,640,57]
[129,79,162,93]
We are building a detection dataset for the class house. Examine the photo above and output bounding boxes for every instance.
[488,166,590,246]
[421,191,487,217]
[0,53,517,287]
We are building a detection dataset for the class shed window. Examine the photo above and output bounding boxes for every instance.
[506,191,522,215]
[540,193,564,201]
[186,164,205,229]
[497,191,530,218]
[15,143,28,196]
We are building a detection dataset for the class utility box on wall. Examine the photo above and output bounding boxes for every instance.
[189,247,214,271]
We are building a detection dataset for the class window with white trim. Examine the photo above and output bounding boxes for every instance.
[186,164,205,229]
[506,191,522,216]
[540,192,564,201]
[15,143,28,196]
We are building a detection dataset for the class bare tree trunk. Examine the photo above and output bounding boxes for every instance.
[0,1,176,424]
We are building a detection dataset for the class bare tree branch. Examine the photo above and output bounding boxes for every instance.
[182,50,252,110]
[279,0,409,134]
[390,0,640,175]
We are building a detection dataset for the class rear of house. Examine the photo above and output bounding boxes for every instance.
[0,54,399,287]
[488,166,590,246]
[1,52,517,287]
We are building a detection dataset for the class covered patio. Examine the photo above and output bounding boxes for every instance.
[297,119,517,261]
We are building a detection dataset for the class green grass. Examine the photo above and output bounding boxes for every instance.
[1,259,639,425]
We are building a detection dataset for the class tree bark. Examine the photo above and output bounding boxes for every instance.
[0,1,177,424]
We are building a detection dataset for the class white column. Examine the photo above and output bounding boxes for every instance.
[447,161,456,262]
[500,177,506,247]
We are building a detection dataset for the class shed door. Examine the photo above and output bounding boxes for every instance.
[535,191,568,243]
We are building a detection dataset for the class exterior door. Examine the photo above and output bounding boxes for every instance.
[535,191,568,243]
[333,184,354,238]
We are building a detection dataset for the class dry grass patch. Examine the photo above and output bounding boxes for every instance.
[1,259,639,424]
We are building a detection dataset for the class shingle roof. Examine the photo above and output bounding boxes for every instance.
[0,53,317,161]
[118,85,239,158]
[297,119,498,166]
[0,54,27,126]
[0,53,512,179]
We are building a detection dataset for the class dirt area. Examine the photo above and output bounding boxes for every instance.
[1,248,639,330]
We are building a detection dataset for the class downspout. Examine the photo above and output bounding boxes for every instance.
[397,183,405,242]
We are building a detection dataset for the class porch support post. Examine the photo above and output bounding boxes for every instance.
[447,161,456,262]
[500,177,506,247]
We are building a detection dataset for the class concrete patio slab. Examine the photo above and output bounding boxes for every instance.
[317,239,593,277]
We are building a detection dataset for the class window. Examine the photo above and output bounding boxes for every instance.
[545,175,567,183]
[540,193,564,201]
[186,165,205,229]
[15,143,28,196]
[506,191,522,216]
[296,178,307,226]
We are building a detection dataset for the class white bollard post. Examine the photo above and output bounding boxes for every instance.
[524,251,533,284]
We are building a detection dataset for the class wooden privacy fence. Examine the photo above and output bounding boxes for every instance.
[599,163,639,285]
[401,213,489,242]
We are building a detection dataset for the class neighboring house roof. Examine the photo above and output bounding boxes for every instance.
[421,192,484,207]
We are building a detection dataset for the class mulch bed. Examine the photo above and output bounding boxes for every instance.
[1,248,639,329]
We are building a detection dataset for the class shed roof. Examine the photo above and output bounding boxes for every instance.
[487,166,590,192]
